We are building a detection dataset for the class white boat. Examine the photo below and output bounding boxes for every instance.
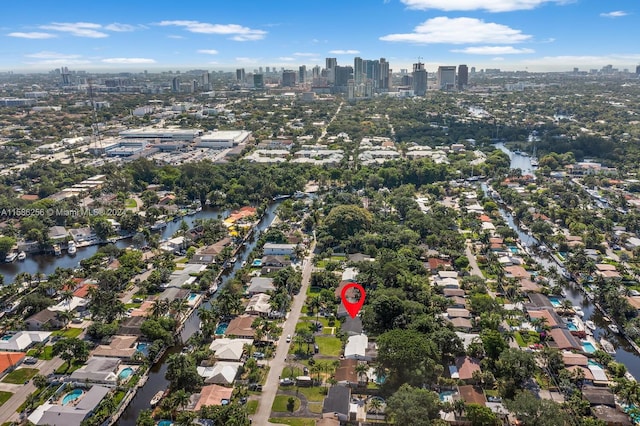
[208,282,219,295]
[600,338,616,354]
[4,252,17,263]
[53,245,61,256]
[151,221,167,230]
[530,157,539,167]
[150,390,164,407]
[573,306,584,317]
[230,256,237,264]
[67,241,77,255]
[609,324,620,334]
[17,251,26,261]
[585,320,596,331]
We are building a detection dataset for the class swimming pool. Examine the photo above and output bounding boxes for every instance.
[188,293,198,302]
[508,246,518,254]
[566,322,578,331]
[119,367,134,379]
[252,259,262,267]
[215,323,229,335]
[1,335,13,341]
[549,296,562,308]
[375,374,386,385]
[588,360,603,368]
[136,342,149,356]
[582,341,596,353]
[62,389,84,405]
[158,421,173,426]
[439,391,456,402]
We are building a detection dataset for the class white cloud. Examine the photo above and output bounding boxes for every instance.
[157,20,266,41]
[235,57,261,63]
[329,49,360,54]
[278,57,295,61]
[7,32,57,39]
[167,35,185,39]
[197,49,219,55]
[600,11,628,18]
[40,22,108,38]
[104,23,136,32]
[294,52,317,57]
[399,0,568,12]
[521,54,640,70]
[102,57,156,64]
[380,17,531,44]
[25,51,82,59]
[452,46,534,54]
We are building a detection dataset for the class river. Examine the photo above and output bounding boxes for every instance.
[488,145,640,380]
[116,202,280,426]
[0,207,229,285]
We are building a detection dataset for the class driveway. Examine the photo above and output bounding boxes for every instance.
[251,242,316,425]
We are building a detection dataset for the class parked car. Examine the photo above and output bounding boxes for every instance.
[248,383,262,392]
[314,344,319,354]
[253,352,265,359]
[286,334,291,343]
[280,378,294,386]
[24,357,38,365]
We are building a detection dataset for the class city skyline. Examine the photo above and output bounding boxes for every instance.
[1,0,639,73]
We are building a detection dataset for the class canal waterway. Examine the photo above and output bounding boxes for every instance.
[0,207,229,285]
[488,145,640,380]
[116,202,280,426]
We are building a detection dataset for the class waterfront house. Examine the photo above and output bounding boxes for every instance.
[0,331,51,352]
[246,277,275,295]
[590,405,633,426]
[28,385,110,426]
[261,255,291,268]
[197,361,242,385]
[225,315,258,339]
[208,338,253,362]
[263,243,297,256]
[92,335,139,359]
[117,317,145,336]
[450,356,481,382]
[245,293,272,317]
[69,357,122,385]
[548,328,582,351]
[189,384,234,411]
[48,226,69,242]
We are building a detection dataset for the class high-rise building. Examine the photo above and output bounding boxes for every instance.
[282,70,297,87]
[236,68,245,82]
[457,65,468,90]
[333,65,353,87]
[412,62,427,96]
[312,65,321,79]
[354,57,364,84]
[171,76,181,93]
[636,65,640,76]
[325,58,337,71]
[437,66,456,90]
[253,74,264,89]
[379,58,390,90]
[61,67,70,85]
[365,60,380,88]
[265,67,270,74]
[400,75,413,86]
[299,65,307,83]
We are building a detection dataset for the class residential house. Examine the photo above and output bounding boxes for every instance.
[92,335,139,359]
[261,255,291,268]
[25,310,65,331]
[548,328,582,351]
[458,385,487,406]
[590,405,633,426]
[245,293,271,317]
[117,317,146,336]
[189,384,234,411]
[334,359,366,388]
[446,308,471,319]
[69,357,123,385]
[28,385,110,426]
[225,315,258,339]
[197,361,242,385]
[247,277,275,295]
[0,352,26,378]
[0,331,51,352]
[451,356,481,382]
[263,243,297,256]
[208,338,253,362]
[582,387,616,407]
[322,385,351,423]
[448,317,473,331]
[344,334,374,361]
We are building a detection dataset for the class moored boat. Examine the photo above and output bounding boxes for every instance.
[4,252,17,263]
[17,251,26,261]
[585,320,596,331]
[150,390,165,407]
[67,241,77,255]
[609,324,620,334]
[53,244,61,256]
[600,338,616,355]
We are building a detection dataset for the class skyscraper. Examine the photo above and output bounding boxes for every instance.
[437,66,456,90]
[333,66,353,87]
[282,70,297,87]
[354,57,364,84]
[365,60,380,88]
[171,76,181,93]
[379,58,390,90]
[312,65,321,79]
[236,68,245,82]
[325,58,337,71]
[412,62,427,96]
[299,65,307,83]
[253,74,264,89]
[457,65,468,90]
[636,65,640,77]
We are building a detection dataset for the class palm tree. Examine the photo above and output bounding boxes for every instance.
[60,289,75,310]
[150,299,170,319]
[171,298,189,321]
[172,389,191,412]
[308,296,322,325]
[355,362,369,385]
[368,397,383,414]
[453,399,466,419]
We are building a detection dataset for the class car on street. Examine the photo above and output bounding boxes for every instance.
[286,334,291,343]
[280,378,294,386]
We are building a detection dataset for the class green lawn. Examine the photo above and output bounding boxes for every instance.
[52,328,83,338]
[0,391,12,407]
[27,346,53,360]
[308,402,323,414]
[297,386,326,402]
[246,400,258,415]
[2,368,39,384]
[125,199,137,208]
[272,395,301,412]
[513,332,526,347]
[55,361,84,375]
[269,418,316,426]
[315,336,342,357]
[281,367,304,380]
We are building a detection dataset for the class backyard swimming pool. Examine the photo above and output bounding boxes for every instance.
[439,391,456,402]
[566,322,578,331]
[215,322,229,335]
[62,389,84,405]
[188,293,198,302]
[582,341,597,353]
[136,342,149,356]
[119,367,134,379]
[549,296,562,308]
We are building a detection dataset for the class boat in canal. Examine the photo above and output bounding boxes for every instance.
[600,338,616,355]
[4,252,17,263]
[150,390,165,407]
[585,320,596,331]
[609,324,621,334]
[67,241,77,255]
[53,244,62,256]
[17,251,26,261]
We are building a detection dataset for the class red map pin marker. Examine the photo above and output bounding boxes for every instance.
[341,282,366,319]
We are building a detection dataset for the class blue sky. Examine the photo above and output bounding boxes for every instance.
[1,0,639,73]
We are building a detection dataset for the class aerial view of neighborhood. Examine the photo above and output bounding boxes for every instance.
[2,1,640,426]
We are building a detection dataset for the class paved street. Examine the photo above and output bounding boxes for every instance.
[251,242,316,425]
[0,357,65,424]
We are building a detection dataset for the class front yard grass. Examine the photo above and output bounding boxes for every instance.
[2,368,39,384]
[297,386,326,402]
[269,418,316,426]
[315,336,342,357]
[0,391,13,407]
[27,345,53,360]
[246,400,258,414]
[52,328,83,338]
[272,395,301,412]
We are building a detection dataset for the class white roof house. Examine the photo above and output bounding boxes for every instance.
[245,293,272,316]
[208,338,253,361]
[0,331,52,352]
[69,357,121,384]
[341,268,358,282]
[247,277,275,294]
[344,334,369,360]
[48,296,88,312]
[197,361,242,385]
[263,243,297,256]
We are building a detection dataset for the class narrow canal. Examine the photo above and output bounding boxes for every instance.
[116,202,280,426]
[486,145,640,380]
